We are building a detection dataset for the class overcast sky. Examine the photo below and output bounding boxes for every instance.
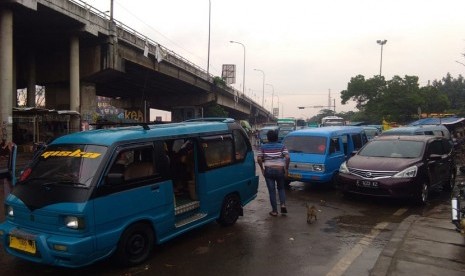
[85,0,465,120]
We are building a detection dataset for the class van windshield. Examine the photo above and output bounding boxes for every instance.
[278,128,293,139]
[19,144,107,188]
[259,128,277,139]
[284,136,327,154]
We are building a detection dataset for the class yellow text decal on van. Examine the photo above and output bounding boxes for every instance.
[41,149,102,159]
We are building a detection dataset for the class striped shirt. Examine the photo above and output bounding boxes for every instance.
[257,142,289,167]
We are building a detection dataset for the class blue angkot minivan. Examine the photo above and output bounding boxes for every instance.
[283,126,368,186]
[0,118,258,268]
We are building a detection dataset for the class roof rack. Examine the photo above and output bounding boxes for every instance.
[89,121,166,130]
[183,118,235,123]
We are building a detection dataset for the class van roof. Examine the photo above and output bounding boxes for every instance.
[51,119,237,146]
[381,124,449,136]
[260,125,279,130]
[285,126,364,137]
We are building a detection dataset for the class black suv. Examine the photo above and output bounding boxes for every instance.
[338,135,456,204]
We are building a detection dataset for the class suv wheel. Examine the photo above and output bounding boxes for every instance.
[416,182,429,205]
[443,171,456,192]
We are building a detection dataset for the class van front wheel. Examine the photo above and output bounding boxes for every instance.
[217,194,241,226]
[114,223,154,266]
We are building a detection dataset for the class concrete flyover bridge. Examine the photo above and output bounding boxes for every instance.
[0,0,272,142]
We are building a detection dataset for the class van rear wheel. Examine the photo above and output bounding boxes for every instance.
[217,194,241,226]
[114,223,154,266]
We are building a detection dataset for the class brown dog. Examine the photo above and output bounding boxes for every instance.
[306,203,318,223]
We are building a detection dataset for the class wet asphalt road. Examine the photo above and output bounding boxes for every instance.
[0,161,451,276]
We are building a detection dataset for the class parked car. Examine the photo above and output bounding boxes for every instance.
[338,135,456,204]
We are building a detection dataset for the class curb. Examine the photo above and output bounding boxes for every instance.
[370,215,420,276]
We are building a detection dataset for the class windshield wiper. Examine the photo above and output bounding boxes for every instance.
[19,177,52,184]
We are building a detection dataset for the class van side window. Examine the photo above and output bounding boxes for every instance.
[200,134,234,169]
[352,133,363,150]
[106,145,158,185]
[433,130,443,137]
[329,137,340,154]
[123,147,156,181]
[341,135,348,154]
[233,129,248,161]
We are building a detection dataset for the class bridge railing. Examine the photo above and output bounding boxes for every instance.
[70,0,265,113]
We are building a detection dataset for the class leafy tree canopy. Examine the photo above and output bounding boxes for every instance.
[339,73,464,124]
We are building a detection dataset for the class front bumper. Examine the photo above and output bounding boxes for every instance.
[337,173,421,198]
[0,222,110,268]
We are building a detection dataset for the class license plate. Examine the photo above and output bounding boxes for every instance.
[9,235,37,254]
[356,180,378,188]
[288,173,302,179]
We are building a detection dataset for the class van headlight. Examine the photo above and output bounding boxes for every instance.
[339,162,349,174]
[393,166,417,178]
[6,205,14,218]
[312,164,325,172]
[64,216,85,230]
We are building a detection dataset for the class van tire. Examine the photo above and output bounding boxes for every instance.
[217,194,241,226]
[114,223,154,266]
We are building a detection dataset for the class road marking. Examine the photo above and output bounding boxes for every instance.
[326,221,389,276]
[393,208,408,216]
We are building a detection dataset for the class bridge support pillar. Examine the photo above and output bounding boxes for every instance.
[80,83,97,128]
[69,34,80,132]
[0,8,13,142]
[27,49,36,107]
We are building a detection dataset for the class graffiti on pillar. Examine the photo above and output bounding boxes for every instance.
[125,110,144,122]
[95,96,125,122]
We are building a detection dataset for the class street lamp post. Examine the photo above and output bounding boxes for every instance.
[230,41,246,96]
[273,94,280,118]
[376,39,387,76]
[254,69,265,108]
[266,83,274,114]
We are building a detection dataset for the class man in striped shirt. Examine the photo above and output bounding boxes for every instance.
[257,129,290,216]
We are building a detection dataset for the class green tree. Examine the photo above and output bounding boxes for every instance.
[432,73,465,115]
[418,85,450,115]
[339,74,451,124]
[340,75,385,110]
[204,104,228,117]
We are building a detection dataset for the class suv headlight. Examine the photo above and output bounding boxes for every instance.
[339,161,349,174]
[393,165,417,178]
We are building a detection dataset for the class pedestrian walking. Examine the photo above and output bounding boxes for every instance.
[257,129,290,216]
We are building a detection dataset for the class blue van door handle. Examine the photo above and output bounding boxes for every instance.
[151,184,160,191]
